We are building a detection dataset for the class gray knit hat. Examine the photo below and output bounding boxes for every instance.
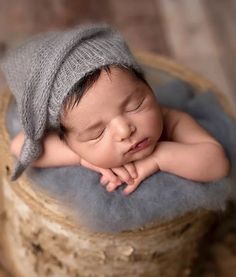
[1,23,143,181]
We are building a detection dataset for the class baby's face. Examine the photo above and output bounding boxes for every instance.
[62,67,163,168]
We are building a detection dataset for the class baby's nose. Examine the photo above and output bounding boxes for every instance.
[111,116,136,141]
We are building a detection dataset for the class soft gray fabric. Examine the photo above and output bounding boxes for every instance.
[1,24,142,181]
[5,80,236,233]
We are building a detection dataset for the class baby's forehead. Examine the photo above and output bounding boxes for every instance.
[81,69,146,98]
[61,67,150,121]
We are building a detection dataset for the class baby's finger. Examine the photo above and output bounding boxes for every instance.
[100,168,120,184]
[122,180,140,195]
[100,174,122,187]
[106,181,122,192]
[122,184,137,195]
[123,162,138,179]
[100,176,109,186]
[111,167,132,184]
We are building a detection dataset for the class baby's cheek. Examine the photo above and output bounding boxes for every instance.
[83,144,121,168]
[137,111,161,135]
[146,110,163,136]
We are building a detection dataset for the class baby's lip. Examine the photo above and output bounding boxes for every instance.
[126,137,149,153]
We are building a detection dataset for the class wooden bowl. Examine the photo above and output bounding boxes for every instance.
[0,52,232,277]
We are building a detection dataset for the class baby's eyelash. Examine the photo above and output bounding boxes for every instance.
[90,129,105,140]
[126,98,145,112]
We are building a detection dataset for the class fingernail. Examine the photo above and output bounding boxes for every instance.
[122,190,129,196]
[106,185,113,192]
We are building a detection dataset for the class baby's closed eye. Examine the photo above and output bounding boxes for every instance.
[125,97,145,112]
[76,129,105,142]
[89,129,105,140]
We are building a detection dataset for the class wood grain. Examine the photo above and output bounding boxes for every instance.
[159,0,235,108]
[203,0,236,105]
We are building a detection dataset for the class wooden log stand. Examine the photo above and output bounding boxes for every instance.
[0,53,234,277]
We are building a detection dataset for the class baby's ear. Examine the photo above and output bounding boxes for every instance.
[57,123,67,141]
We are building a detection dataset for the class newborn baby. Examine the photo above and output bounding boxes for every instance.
[3,24,230,195]
[11,65,230,195]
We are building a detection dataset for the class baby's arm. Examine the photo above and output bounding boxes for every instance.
[153,108,230,182]
[10,131,130,185]
[11,131,81,167]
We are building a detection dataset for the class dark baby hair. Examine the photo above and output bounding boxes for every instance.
[58,65,148,141]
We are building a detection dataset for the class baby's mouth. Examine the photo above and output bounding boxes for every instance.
[127,138,150,153]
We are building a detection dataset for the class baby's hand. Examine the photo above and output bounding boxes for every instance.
[122,154,160,195]
[101,162,138,192]
[80,158,122,187]
[80,157,159,195]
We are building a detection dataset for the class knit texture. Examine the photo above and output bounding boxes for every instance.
[0,23,143,181]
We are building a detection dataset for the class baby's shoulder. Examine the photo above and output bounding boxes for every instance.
[160,106,185,140]
[160,105,177,125]
[160,105,185,122]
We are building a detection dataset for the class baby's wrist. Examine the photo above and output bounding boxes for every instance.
[152,141,170,170]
